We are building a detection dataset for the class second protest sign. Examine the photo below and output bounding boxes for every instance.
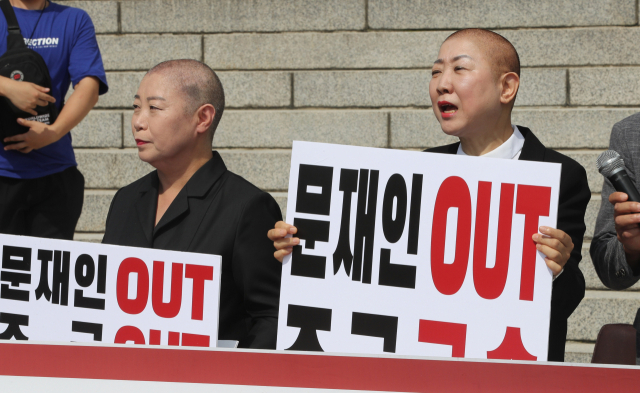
[277,141,561,361]
[0,234,221,347]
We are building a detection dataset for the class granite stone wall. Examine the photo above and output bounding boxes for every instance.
[59,0,640,362]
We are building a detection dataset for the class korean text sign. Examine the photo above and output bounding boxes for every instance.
[277,142,561,361]
[0,234,221,347]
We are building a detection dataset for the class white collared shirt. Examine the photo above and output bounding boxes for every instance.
[456,125,525,159]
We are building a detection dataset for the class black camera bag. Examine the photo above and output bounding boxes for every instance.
[0,0,57,142]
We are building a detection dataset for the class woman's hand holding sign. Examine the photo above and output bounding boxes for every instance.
[268,221,298,262]
[533,226,573,277]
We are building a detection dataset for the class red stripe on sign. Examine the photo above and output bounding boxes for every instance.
[0,342,638,392]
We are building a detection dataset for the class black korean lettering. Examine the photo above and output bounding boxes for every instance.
[1,245,32,302]
[0,312,29,340]
[354,169,378,284]
[0,271,30,301]
[382,174,407,243]
[52,250,70,306]
[2,246,31,271]
[333,169,358,276]
[407,174,423,255]
[35,250,53,301]
[285,304,332,352]
[291,218,330,279]
[351,312,398,353]
[74,254,105,310]
[72,321,103,341]
[97,255,107,294]
[378,248,416,289]
[296,164,333,216]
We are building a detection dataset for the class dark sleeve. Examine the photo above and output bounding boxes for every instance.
[551,159,590,321]
[546,157,591,361]
[233,192,283,349]
[590,122,640,290]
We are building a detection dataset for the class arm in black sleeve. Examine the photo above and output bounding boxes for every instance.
[546,157,590,361]
[233,192,283,349]
[552,159,590,321]
[590,121,640,290]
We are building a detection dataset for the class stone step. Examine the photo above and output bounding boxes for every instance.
[73,233,104,243]
[571,67,640,106]
[80,108,619,161]
[122,110,389,149]
[64,0,637,35]
[60,1,118,33]
[71,110,123,148]
[214,110,388,149]
[75,149,154,189]
[119,0,365,33]
[115,108,628,152]
[368,0,635,30]
[76,190,116,232]
[567,290,640,342]
[201,28,640,70]
[97,35,201,71]
[73,67,640,112]
[81,71,293,110]
[292,68,564,108]
[564,342,595,364]
[204,31,447,70]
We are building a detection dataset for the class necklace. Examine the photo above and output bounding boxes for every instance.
[9,0,48,45]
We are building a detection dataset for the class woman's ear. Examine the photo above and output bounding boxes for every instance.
[500,72,520,106]
[195,104,215,135]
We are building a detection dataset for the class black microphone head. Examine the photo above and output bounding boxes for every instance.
[596,150,625,178]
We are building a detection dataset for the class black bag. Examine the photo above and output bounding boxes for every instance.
[0,0,57,141]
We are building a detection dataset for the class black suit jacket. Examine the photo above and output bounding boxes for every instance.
[102,152,283,349]
[426,126,590,362]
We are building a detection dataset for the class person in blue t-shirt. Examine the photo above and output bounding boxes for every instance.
[0,0,107,239]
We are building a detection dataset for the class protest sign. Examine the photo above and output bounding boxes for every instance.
[277,141,561,361]
[0,234,221,347]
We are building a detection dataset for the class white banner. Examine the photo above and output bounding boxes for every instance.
[277,141,561,361]
[0,234,221,347]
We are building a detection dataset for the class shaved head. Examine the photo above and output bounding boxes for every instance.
[146,59,225,137]
[445,29,520,79]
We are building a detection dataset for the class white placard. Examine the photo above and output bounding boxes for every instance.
[0,234,221,347]
[277,141,561,361]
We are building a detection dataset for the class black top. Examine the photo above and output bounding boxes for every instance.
[102,152,283,349]
[426,126,590,362]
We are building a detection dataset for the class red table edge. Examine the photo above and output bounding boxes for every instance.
[0,341,638,392]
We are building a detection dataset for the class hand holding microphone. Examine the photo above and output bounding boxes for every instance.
[597,150,640,265]
[597,150,640,202]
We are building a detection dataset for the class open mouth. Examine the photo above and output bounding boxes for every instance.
[438,101,458,118]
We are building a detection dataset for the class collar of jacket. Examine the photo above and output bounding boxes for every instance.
[423,125,546,162]
[134,151,228,243]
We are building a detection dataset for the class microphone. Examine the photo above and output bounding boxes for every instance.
[596,150,640,202]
